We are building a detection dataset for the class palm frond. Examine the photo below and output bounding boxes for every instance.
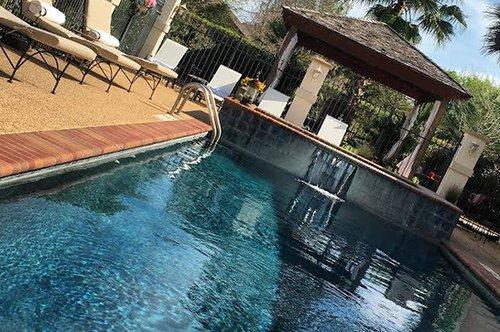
[439,5,467,27]
[484,5,500,57]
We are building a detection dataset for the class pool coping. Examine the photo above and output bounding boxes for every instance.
[440,242,500,311]
[0,132,208,190]
[0,118,212,189]
[224,97,462,214]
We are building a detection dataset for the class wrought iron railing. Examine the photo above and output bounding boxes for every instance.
[166,10,304,96]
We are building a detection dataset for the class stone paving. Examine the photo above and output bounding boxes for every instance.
[445,227,500,299]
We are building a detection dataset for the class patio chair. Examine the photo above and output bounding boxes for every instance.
[21,0,142,92]
[206,65,242,103]
[22,0,178,97]
[317,115,348,146]
[0,5,96,93]
[149,38,188,72]
[257,88,289,118]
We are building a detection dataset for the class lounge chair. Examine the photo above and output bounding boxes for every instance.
[317,115,348,146]
[0,5,96,93]
[206,65,242,103]
[257,88,289,118]
[149,38,188,72]
[22,0,177,97]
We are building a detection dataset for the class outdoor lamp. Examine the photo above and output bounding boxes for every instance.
[468,141,480,155]
[312,66,323,80]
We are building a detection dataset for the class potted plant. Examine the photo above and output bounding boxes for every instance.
[238,76,266,105]
[133,0,157,15]
[121,0,157,40]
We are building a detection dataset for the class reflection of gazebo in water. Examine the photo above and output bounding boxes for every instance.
[266,7,471,178]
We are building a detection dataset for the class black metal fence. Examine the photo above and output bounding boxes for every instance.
[166,11,304,95]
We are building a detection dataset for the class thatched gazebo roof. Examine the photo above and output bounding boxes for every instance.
[282,6,470,102]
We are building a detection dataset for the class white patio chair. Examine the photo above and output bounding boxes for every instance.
[207,65,242,102]
[150,38,188,71]
[258,88,290,118]
[317,115,348,146]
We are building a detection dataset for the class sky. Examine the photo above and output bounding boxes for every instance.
[235,0,500,84]
[348,0,500,84]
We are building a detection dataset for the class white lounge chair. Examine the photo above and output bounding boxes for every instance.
[0,5,97,94]
[317,115,348,146]
[207,65,242,102]
[22,0,177,97]
[258,88,289,118]
[150,38,188,71]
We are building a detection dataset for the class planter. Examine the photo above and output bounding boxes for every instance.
[241,86,260,105]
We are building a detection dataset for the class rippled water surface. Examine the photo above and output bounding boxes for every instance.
[0,141,496,331]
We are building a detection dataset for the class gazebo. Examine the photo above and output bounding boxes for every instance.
[267,6,471,178]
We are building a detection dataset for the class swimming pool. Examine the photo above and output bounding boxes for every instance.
[0,140,496,330]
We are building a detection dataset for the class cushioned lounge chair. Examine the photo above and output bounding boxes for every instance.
[0,5,96,93]
[207,65,242,103]
[23,0,177,97]
[257,88,289,118]
[22,0,141,92]
[149,38,188,73]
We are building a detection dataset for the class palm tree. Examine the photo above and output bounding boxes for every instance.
[358,0,467,44]
[484,5,500,57]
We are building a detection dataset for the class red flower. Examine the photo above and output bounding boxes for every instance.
[145,0,156,8]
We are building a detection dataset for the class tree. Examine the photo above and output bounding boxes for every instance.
[484,5,500,58]
[250,0,352,48]
[438,73,500,158]
[358,0,467,44]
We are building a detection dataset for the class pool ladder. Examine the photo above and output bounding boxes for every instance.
[169,82,222,146]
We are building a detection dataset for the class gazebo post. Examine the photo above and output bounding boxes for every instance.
[265,27,298,89]
[397,99,450,178]
[383,100,421,164]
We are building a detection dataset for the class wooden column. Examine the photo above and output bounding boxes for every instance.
[398,99,450,178]
[383,101,421,164]
[265,27,298,89]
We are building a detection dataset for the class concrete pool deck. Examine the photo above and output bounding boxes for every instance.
[0,47,212,183]
[0,46,205,134]
[443,227,500,301]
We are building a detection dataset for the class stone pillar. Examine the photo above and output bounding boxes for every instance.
[284,56,333,127]
[437,130,487,197]
[138,0,182,58]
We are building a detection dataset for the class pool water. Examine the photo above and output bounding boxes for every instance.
[0,141,496,331]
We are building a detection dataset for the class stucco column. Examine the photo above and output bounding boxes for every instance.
[139,0,182,58]
[437,130,487,198]
[284,56,333,127]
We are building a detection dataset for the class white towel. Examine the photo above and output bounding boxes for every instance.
[88,29,120,48]
[28,1,66,25]
[150,57,175,70]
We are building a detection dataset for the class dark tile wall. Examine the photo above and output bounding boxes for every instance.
[219,103,458,240]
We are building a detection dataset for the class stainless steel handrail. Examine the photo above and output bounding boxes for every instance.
[170,83,222,146]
